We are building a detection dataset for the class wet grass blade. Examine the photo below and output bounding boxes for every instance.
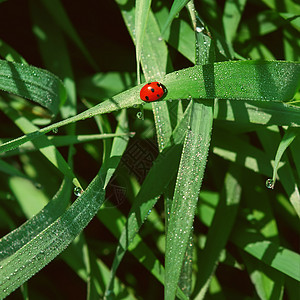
[135,0,151,83]
[0,59,66,115]
[0,111,129,298]
[104,102,193,299]
[165,99,213,300]
[0,61,298,154]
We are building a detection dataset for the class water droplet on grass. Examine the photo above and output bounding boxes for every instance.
[196,26,204,33]
[136,111,143,119]
[74,187,84,196]
[265,178,275,189]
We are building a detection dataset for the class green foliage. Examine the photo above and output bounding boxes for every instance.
[0,0,299,299]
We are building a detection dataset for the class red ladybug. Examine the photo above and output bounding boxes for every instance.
[140,82,166,102]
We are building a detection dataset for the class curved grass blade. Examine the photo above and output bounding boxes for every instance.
[240,252,284,300]
[271,127,298,187]
[0,61,298,154]
[256,127,300,217]
[0,59,66,115]
[0,179,71,261]
[0,110,129,299]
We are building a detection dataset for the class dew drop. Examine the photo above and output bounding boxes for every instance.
[196,26,204,33]
[265,178,275,189]
[136,111,144,119]
[74,187,84,197]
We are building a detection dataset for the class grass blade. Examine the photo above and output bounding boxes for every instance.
[232,226,300,282]
[165,99,213,300]
[104,102,193,299]
[0,110,129,298]
[0,61,298,154]
[193,165,242,299]
[161,0,190,36]
[0,59,66,115]
[135,0,151,83]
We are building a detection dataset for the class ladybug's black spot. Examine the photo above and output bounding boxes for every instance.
[151,88,155,92]
[147,83,151,85]
[157,94,160,97]
[145,96,149,100]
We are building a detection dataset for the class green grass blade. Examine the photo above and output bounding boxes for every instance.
[135,0,151,83]
[0,110,129,298]
[256,128,300,217]
[0,99,81,188]
[164,61,300,102]
[0,61,298,154]
[215,100,300,127]
[271,127,298,188]
[193,165,242,299]
[0,39,27,63]
[0,59,66,115]
[156,8,195,63]
[2,133,133,157]
[232,226,300,281]
[161,0,190,36]
[40,0,98,70]
[0,179,71,261]
[104,102,193,299]
[223,0,247,43]
[30,0,76,119]
[0,158,32,180]
[240,252,284,300]
[117,0,171,150]
[165,100,213,300]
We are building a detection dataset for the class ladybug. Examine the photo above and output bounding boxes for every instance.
[140,82,166,102]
